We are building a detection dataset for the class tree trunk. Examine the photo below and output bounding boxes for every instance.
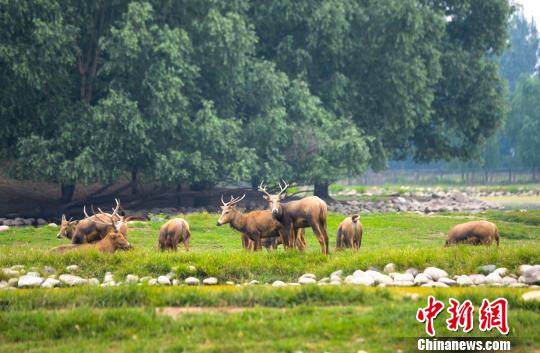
[60,183,75,203]
[314,182,330,199]
[131,169,139,196]
[176,183,182,206]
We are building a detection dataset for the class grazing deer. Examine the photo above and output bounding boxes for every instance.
[52,208,132,253]
[217,194,303,251]
[259,181,329,254]
[336,215,363,250]
[445,220,500,247]
[70,199,128,244]
[57,215,78,239]
[159,218,191,251]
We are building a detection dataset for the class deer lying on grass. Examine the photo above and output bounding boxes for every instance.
[445,220,500,247]
[67,199,129,244]
[336,215,363,250]
[259,181,329,254]
[216,194,305,251]
[52,208,132,253]
[159,218,191,251]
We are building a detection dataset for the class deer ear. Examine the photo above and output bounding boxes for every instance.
[262,195,269,200]
[61,214,66,222]
[279,193,286,200]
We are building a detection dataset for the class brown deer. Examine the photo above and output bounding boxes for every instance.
[159,218,191,251]
[260,229,306,250]
[445,220,500,247]
[70,199,128,244]
[52,208,132,253]
[259,181,329,254]
[216,194,305,251]
[57,215,78,239]
[336,215,363,250]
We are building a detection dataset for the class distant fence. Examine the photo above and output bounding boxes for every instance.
[342,169,538,186]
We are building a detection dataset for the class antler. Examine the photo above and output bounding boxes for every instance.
[258,180,271,198]
[221,194,246,207]
[87,200,121,231]
[277,179,289,197]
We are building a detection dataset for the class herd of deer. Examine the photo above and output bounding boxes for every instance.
[52,181,500,255]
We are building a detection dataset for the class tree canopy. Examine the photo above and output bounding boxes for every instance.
[0,0,513,200]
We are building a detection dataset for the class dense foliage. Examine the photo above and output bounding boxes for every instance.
[0,0,513,199]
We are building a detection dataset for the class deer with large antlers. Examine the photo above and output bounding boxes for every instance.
[67,199,129,244]
[52,209,132,253]
[259,180,329,254]
[216,194,305,251]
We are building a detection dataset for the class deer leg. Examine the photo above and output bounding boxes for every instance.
[183,231,190,252]
[310,223,328,254]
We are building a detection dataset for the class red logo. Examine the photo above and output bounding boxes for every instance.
[479,298,509,335]
[416,295,445,336]
[416,297,509,336]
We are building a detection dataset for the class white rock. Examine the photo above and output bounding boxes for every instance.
[249,280,259,285]
[352,270,365,277]
[148,279,158,286]
[494,268,508,277]
[203,277,218,285]
[330,274,342,282]
[414,273,431,285]
[392,273,414,282]
[456,275,473,286]
[158,276,171,285]
[10,265,24,271]
[522,265,540,285]
[365,270,393,285]
[519,265,532,275]
[126,274,139,283]
[384,263,396,273]
[88,278,100,286]
[423,267,448,281]
[0,225,9,232]
[59,274,88,286]
[172,279,180,286]
[8,278,18,286]
[139,276,152,283]
[272,280,286,287]
[43,266,55,275]
[485,272,503,285]
[469,274,486,285]
[188,265,197,272]
[48,223,58,227]
[101,281,117,287]
[0,281,10,289]
[18,275,44,288]
[406,268,419,277]
[225,281,235,285]
[330,270,343,277]
[522,290,540,302]
[41,278,61,288]
[329,280,342,285]
[318,277,329,284]
[502,277,517,286]
[438,278,457,286]
[184,277,200,285]
[103,272,114,283]
[299,277,317,285]
[288,282,300,286]
[347,274,375,286]
[300,273,317,280]
[26,271,40,277]
[66,265,79,273]
[2,269,19,278]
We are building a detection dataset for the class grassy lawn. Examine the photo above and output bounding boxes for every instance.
[1,211,539,352]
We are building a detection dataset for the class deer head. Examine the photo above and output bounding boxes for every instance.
[259,180,289,217]
[217,194,246,226]
[57,214,77,239]
[351,214,359,223]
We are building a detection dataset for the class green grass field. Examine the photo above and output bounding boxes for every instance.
[1,211,539,352]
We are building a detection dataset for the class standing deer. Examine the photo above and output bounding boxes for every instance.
[336,214,363,250]
[216,194,305,251]
[259,181,329,254]
[70,199,128,244]
[52,207,132,253]
[159,218,191,251]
